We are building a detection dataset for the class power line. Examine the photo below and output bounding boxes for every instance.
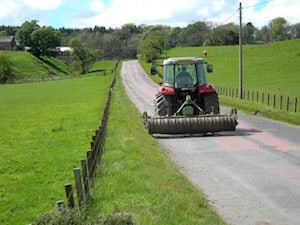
[243,0,277,9]
[221,0,277,26]
[222,8,239,24]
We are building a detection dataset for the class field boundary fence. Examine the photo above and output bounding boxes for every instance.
[215,86,298,113]
[55,60,119,210]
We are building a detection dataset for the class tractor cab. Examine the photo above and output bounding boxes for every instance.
[152,57,213,89]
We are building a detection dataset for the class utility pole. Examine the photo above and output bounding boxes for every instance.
[239,2,243,99]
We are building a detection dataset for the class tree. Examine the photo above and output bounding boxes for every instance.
[169,27,182,48]
[102,33,123,59]
[30,26,61,58]
[268,17,289,41]
[69,38,102,74]
[0,55,14,84]
[138,30,165,62]
[114,24,140,58]
[15,20,39,48]
[178,21,209,46]
[212,23,239,45]
[253,28,263,43]
[260,25,271,42]
[0,25,18,36]
[243,22,255,44]
[290,22,300,38]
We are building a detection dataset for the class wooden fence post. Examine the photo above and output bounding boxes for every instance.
[74,168,84,208]
[64,183,75,208]
[211,86,298,114]
[86,150,92,180]
[55,60,118,211]
[81,158,90,201]
[56,200,64,211]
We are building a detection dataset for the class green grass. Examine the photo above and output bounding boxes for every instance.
[0,51,118,81]
[142,39,300,125]
[90,60,119,72]
[0,74,113,225]
[2,40,299,224]
[88,70,226,225]
[165,39,300,97]
[206,40,300,97]
[0,51,76,79]
[1,62,226,225]
[219,95,300,125]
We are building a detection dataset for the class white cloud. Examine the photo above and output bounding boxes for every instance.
[21,0,62,10]
[0,0,19,17]
[212,0,227,12]
[90,0,105,12]
[242,0,300,27]
[0,0,299,28]
[76,0,237,28]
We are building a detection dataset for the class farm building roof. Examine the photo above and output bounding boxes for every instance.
[0,36,14,43]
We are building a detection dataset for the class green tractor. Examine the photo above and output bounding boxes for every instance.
[143,57,238,135]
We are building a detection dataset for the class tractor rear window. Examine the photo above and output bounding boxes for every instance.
[163,62,207,87]
[163,64,175,86]
[196,63,207,86]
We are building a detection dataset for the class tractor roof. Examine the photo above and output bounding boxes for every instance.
[163,57,204,65]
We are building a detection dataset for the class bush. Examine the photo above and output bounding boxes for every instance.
[0,55,15,83]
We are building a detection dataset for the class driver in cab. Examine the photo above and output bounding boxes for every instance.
[176,66,193,87]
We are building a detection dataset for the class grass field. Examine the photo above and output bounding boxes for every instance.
[0,60,226,224]
[88,70,227,225]
[166,39,300,97]
[0,74,113,225]
[1,39,299,224]
[0,51,76,79]
[0,51,118,82]
[142,39,300,125]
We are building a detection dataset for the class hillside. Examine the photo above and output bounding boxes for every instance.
[0,51,76,81]
[141,39,300,125]
[167,39,300,98]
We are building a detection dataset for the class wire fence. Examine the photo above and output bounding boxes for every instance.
[56,60,119,210]
[215,86,298,113]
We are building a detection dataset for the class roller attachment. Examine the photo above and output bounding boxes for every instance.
[147,114,237,135]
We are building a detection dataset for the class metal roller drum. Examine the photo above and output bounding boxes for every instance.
[148,114,237,134]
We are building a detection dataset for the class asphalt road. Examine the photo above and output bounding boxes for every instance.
[121,60,300,225]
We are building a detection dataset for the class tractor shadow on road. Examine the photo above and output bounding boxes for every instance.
[152,128,261,139]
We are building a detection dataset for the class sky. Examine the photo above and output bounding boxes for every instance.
[0,0,299,29]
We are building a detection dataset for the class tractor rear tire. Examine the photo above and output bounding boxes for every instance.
[204,92,220,114]
[155,93,171,116]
